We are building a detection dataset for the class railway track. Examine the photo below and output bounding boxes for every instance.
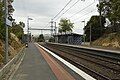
[41,43,120,80]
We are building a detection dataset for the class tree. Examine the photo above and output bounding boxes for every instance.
[98,0,120,32]
[8,0,14,13]
[0,1,6,40]
[10,22,24,40]
[19,22,25,28]
[84,16,106,41]
[0,1,3,26]
[59,18,74,33]
[49,37,55,42]
[0,0,14,40]
[37,34,45,42]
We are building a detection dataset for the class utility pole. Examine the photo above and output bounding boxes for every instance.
[90,25,92,46]
[27,17,33,43]
[54,22,58,43]
[27,17,29,43]
[50,20,54,36]
[4,0,9,64]
[82,20,86,45]
[41,30,43,34]
[54,22,57,35]
[99,0,102,35]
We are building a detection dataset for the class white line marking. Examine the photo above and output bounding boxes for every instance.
[36,43,96,80]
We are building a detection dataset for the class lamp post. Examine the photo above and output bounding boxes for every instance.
[27,17,33,43]
[82,20,86,45]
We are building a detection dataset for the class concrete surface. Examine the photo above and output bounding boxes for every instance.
[12,43,57,80]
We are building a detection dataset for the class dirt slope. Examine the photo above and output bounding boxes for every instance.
[0,33,23,66]
[0,40,4,64]
[93,33,120,48]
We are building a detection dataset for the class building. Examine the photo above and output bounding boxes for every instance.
[54,33,83,45]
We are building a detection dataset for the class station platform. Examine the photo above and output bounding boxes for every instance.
[10,43,85,80]
[49,42,120,54]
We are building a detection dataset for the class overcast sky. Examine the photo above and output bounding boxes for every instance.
[13,0,99,35]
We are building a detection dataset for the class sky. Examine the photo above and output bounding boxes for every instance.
[13,0,99,35]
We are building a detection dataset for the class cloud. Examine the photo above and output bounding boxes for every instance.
[13,0,99,35]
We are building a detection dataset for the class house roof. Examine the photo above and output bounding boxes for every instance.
[53,33,83,36]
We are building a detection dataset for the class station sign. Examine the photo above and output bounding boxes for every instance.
[6,18,12,27]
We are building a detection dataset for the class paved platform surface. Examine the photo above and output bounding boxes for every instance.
[50,42,120,53]
[12,43,57,80]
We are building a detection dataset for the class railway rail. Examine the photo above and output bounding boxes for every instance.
[41,42,120,80]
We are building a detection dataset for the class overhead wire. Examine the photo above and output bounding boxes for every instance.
[50,0,97,29]
[69,1,96,19]
[52,0,73,20]
[63,0,80,14]
[54,0,81,21]
[73,9,97,23]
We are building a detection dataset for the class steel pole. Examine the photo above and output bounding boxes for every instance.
[82,20,86,45]
[27,17,29,43]
[4,0,9,64]
[99,0,102,35]
[50,20,53,36]
[54,22,57,35]
[83,21,85,45]
[90,25,92,46]
[54,22,58,43]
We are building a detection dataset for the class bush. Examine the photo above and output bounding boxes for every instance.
[37,34,45,42]
[49,37,55,42]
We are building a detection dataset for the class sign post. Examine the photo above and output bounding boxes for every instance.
[4,0,9,64]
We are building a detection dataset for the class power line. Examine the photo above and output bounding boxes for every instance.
[45,23,49,27]
[54,1,95,21]
[73,9,97,21]
[69,1,95,19]
[52,0,73,20]
[73,9,97,23]
[64,0,80,14]
[54,0,81,21]
[77,12,98,23]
